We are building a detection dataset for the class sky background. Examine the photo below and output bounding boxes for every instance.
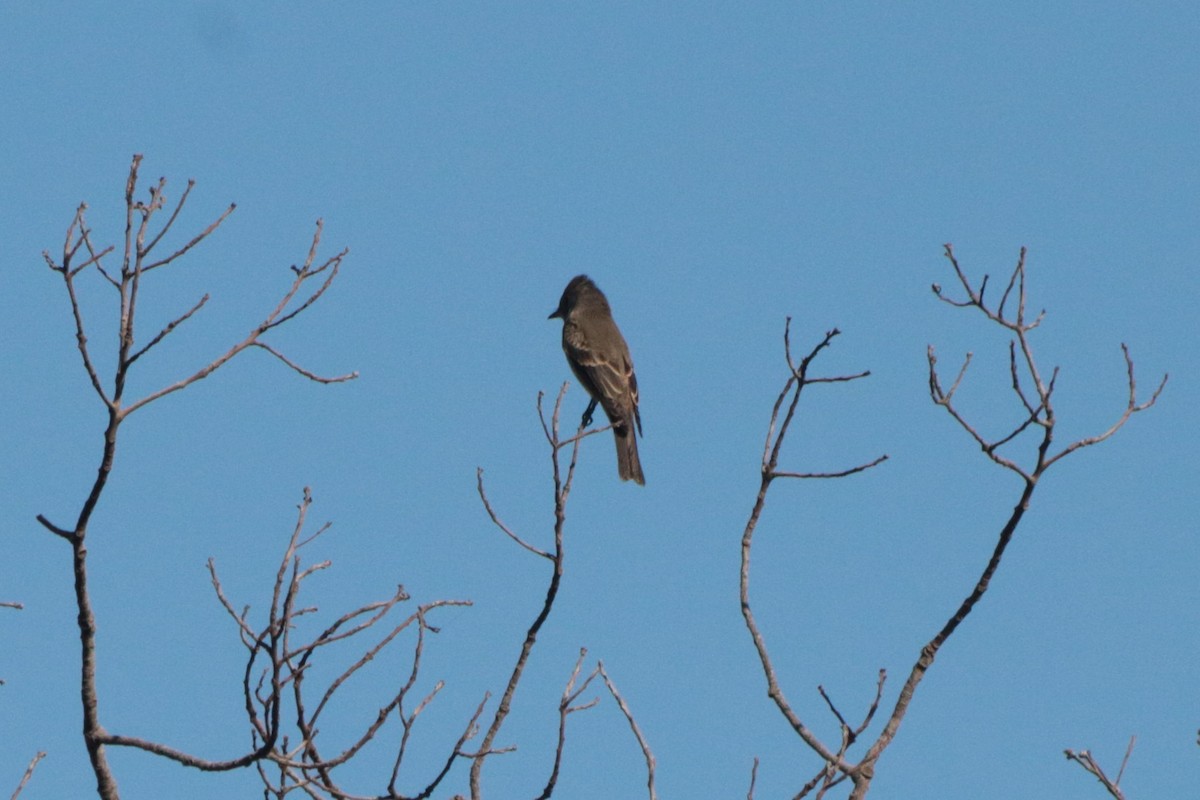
[2,3,1196,798]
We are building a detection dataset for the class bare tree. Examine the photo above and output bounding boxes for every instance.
[33,159,653,799]
[740,246,1166,798]
[34,155,452,799]
[32,161,1165,798]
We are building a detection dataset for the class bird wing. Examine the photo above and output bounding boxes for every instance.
[563,324,640,434]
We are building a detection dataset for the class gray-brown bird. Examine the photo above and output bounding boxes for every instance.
[548,275,644,485]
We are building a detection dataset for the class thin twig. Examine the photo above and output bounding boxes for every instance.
[126,293,210,367]
[773,454,889,480]
[536,650,601,800]
[477,468,551,559]
[599,662,657,800]
[249,342,359,384]
[1116,735,1136,785]
[9,751,46,800]
[142,202,237,271]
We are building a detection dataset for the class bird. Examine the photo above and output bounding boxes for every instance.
[548,275,644,485]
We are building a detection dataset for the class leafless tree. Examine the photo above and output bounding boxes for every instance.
[32,160,1164,799]
[31,156,653,799]
[34,155,457,799]
[740,245,1166,798]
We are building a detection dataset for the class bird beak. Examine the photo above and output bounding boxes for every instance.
[548,308,561,320]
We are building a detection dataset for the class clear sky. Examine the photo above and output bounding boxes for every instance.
[2,3,1196,798]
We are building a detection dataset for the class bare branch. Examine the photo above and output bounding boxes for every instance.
[72,234,117,281]
[1116,735,1136,786]
[1008,340,1038,416]
[944,351,973,402]
[742,321,877,781]
[38,152,364,800]
[470,386,579,798]
[927,345,1032,479]
[477,468,551,559]
[100,733,270,773]
[536,650,601,800]
[126,293,210,367]
[35,514,74,542]
[140,178,194,254]
[536,388,555,444]
[1044,344,1168,468]
[847,248,1165,797]
[1065,737,1135,800]
[261,228,347,332]
[817,685,851,735]
[773,454,889,480]
[806,371,872,384]
[742,247,1163,799]
[49,213,114,409]
[553,422,615,451]
[854,670,887,740]
[9,751,46,800]
[599,662,657,800]
[142,201,237,272]
[284,587,412,662]
[249,341,359,384]
[388,677,445,794]
[207,559,257,641]
[120,223,355,417]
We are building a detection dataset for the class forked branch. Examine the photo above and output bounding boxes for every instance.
[473,385,656,799]
[740,320,886,792]
[862,247,1165,795]
[35,156,357,800]
[161,489,472,798]
[1065,736,1136,800]
[470,385,582,798]
[744,247,1164,799]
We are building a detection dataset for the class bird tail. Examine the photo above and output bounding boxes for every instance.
[614,422,645,485]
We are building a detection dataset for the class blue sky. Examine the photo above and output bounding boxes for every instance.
[2,3,1195,798]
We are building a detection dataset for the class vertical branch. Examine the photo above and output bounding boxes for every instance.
[848,247,1165,797]
[740,322,882,784]
[35,156,355,800]
[471,385,646,798]
[741,247,1162,799]
[469,386,582,798]
[535,650,600,800]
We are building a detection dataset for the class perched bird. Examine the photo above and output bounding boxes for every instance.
[548,275,644,485]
